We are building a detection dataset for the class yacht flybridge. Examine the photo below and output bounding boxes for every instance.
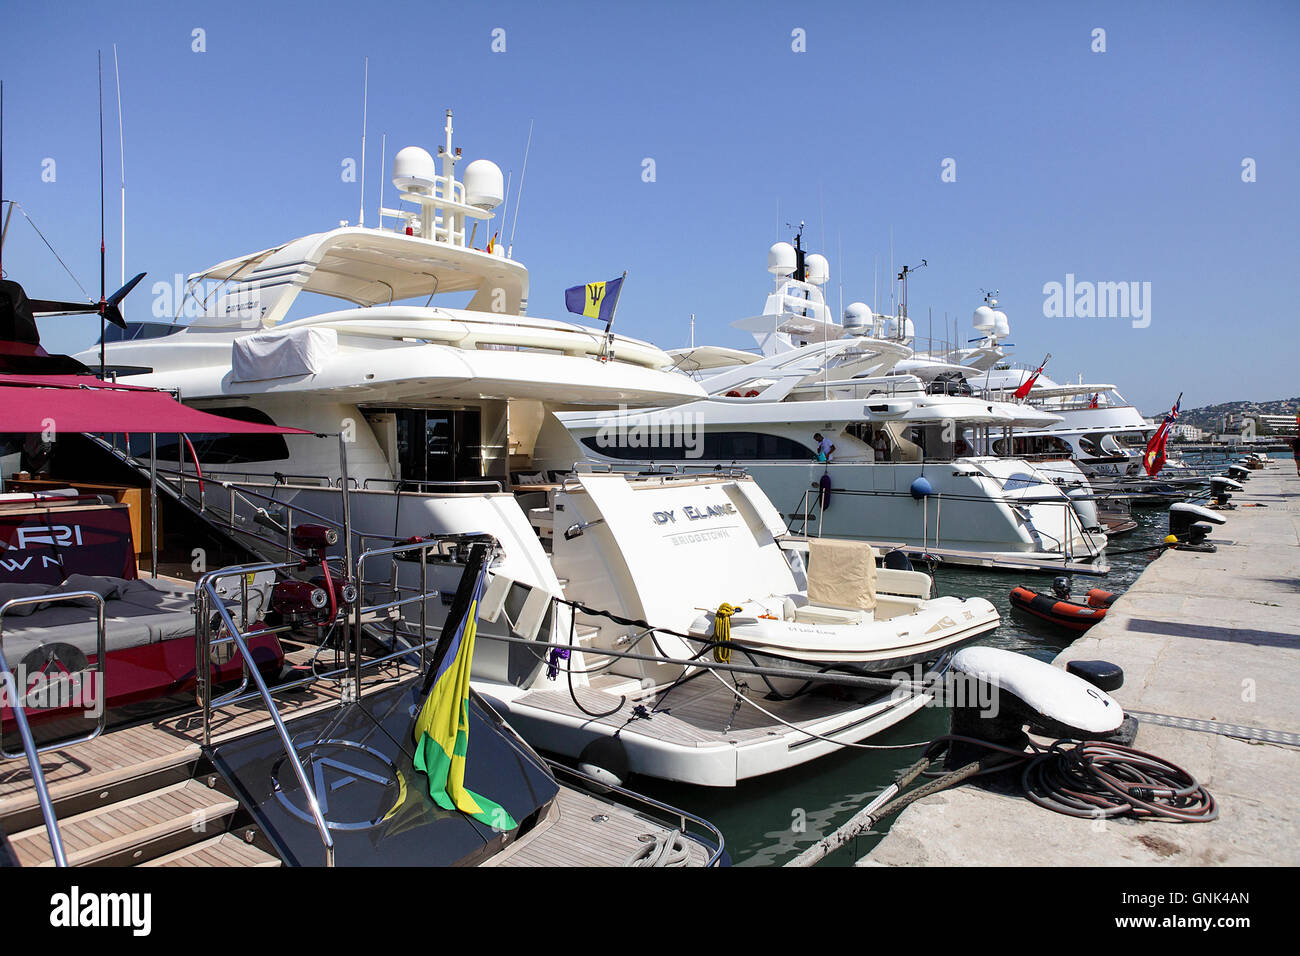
[558,241,1110,574]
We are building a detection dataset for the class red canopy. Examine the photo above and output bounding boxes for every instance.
[0,374,311,435]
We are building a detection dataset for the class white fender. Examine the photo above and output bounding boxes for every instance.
[951,646,1124,733]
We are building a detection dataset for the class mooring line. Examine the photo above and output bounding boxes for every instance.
[1129,710,1300,747]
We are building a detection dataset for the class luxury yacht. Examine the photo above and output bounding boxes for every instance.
[557,242,1109,574]
[60,118,1004,787]
[0,270,725,866]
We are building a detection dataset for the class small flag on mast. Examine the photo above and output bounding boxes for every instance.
[1142,394,1182,478]
[565,275,624,323]
[1014,354,1051,401]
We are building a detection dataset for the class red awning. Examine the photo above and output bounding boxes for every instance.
[0,374,312,435]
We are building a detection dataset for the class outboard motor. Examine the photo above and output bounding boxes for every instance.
[1209,475,1243,508]
[1168,502,1226,552]
[945,647,1136,768]
[883,548,914,572]
[1051,576,1072,600]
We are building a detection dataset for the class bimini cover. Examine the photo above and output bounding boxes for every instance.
[806,538,877,611]
[0,374,311,435]
[232,326,337,382]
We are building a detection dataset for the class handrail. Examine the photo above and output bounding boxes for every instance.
[544,759,726,866]
[1,591,108,756]
[0,590,108,869]
[199,571,336,867]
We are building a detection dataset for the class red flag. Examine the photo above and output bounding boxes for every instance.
[1014,354,1050,401]
[1142,394,1182,478]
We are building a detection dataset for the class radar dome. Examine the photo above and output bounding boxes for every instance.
[973,305,996,332]
[463,159,505,210]
[992,310,1010,339]
[767,242,796,276]
[393,146,437,196]
[843,302,873,330]
[805,254,830,286]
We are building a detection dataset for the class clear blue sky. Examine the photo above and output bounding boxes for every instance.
[4,0,1297,413]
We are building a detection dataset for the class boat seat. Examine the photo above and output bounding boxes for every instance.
[789,604,869,626]
[1,576,251,664]
[806,538,877,612]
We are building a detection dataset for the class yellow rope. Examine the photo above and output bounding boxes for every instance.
[713,603,743,663]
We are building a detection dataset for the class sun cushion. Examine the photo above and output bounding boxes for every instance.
[806,538,877,611]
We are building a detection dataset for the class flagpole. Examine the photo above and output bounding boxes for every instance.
[600,270,626,363]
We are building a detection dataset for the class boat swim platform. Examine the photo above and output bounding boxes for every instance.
[864,462,1300,866]
[1,650,706,866]
[491,674,930,788]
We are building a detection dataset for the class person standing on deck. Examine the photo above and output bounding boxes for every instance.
[1292,435,1300,477]
[814,432,836,463]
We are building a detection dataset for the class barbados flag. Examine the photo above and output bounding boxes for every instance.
[565,276,624,322]
[411,544,517,830]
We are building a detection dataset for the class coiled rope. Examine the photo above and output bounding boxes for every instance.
[712,603,742,663]
[624,829,692,867]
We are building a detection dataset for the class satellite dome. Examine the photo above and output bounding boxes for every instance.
[767,242,797,276]
[463,159,504,210]
[843,302,873,330]
[992,310,1010,339]
[805,254,830,286]
[393,146,437,195]
[973,305,996,332]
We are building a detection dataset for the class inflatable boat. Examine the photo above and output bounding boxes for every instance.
[1009,577,1119,632]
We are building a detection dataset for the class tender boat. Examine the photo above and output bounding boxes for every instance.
[1009,577,1119,632]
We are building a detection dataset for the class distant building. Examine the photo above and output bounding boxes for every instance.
[1170,423,1203,441]
[1219,411,1297,440]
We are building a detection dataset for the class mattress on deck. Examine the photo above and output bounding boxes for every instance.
[1,578,198,661]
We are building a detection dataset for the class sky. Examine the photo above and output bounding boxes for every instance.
[2,0,1297,414]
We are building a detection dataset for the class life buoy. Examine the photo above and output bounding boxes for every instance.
[1009,586,1109,632]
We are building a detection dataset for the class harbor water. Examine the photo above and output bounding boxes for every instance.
[635,506,1178,866]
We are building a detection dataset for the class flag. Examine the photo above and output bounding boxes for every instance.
[1088,393,1099,409]
[565,276,624,322]
[1014,354,1050,400]
[411,543,517,831]
[485,232,497,254]
[1142,395,1181,478]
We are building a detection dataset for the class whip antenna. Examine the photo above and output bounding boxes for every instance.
[507,119,533,258]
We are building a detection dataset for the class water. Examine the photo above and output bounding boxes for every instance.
[636,507,1176,867]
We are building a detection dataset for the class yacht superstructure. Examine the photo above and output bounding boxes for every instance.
[558,242,1109,572]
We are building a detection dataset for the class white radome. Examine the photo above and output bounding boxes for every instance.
[992,310,1010,339]
[843,302,873,329]
[804,253,830,286]
[463,159,505,210]
[973,305,996,331]
[392,146,437,195]
[767,242,797,276]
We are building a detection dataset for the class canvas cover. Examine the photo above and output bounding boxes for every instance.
[806,537,877,611]
[232,326,337,382]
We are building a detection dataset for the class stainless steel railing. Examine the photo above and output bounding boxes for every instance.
[0,590,108,868]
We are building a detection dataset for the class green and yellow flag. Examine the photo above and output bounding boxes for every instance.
[411,546,517,830]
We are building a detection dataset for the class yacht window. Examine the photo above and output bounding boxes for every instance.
[126,406,290,464]
[579,432,812,461]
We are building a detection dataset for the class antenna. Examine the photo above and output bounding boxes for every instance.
[358,57,368,227]
[375,131,385,227]
[113,45,125,293]
[507,119,533,258]
[98,51,107,379]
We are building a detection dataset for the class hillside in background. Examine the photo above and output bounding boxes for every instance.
[1159,397,1300,430]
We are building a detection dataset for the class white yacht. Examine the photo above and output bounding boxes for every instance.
[74,116,997,786]
[556,243,1109,573]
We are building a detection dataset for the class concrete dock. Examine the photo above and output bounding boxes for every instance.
[865,462,1300,867]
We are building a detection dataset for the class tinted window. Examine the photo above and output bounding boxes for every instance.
[581,432,811,461]
[127,405,290,464]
